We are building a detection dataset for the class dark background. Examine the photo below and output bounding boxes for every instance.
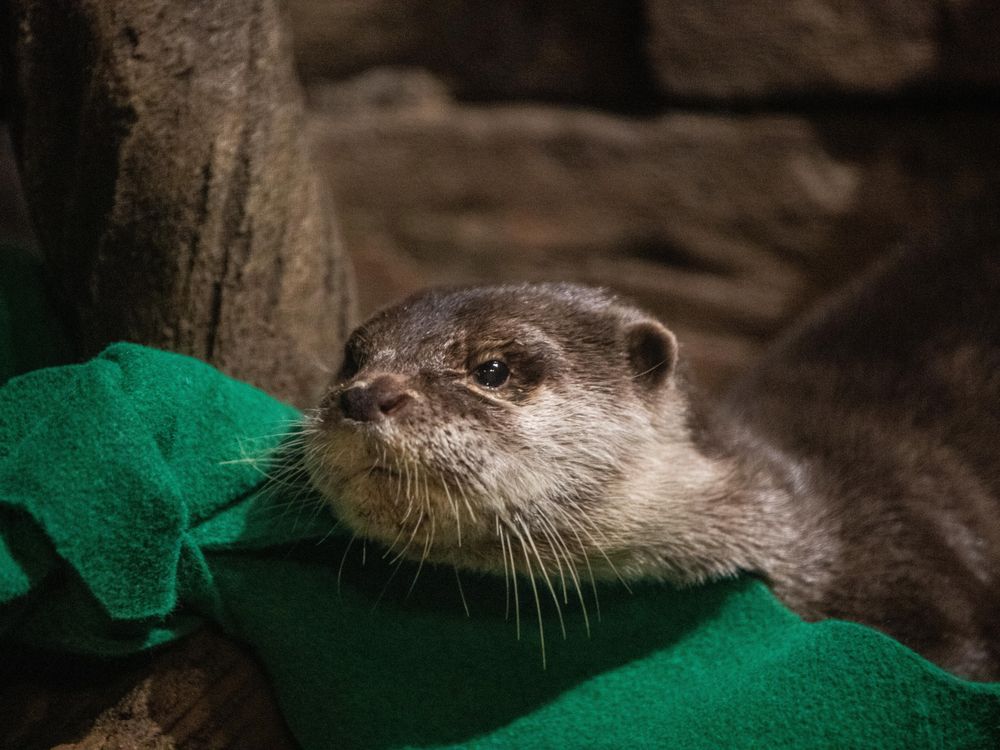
[4,1,1000,394]
[289,0,1000,389]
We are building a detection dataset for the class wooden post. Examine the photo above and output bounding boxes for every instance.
[9,0,354,406]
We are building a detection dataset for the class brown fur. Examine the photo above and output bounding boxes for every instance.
[305,227,1000,681]
[718,235,1000,680]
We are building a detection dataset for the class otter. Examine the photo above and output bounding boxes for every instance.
[303,239,1000,681]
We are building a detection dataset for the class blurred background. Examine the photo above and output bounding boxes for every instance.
[289,0,1000,390]
[3,1,1000,393]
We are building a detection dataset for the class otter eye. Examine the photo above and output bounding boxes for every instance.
[473,359,510,388]
[339,342,362,380]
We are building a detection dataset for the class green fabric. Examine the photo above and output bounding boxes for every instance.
[1,344,998,749]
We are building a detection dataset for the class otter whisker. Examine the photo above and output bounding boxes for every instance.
[251,489,322,526]
[406,517,432,598]
[404,464,434,598]
[403,449,414,505]
[536,514,591,636]
[382,455,423,560]
[549,506,603,620]
[454,566,470,618]
[371,556,406,612]
[337,533,358,595]
[383,457,419,563]
[226,421,314,450]
[314,520,342,547]
[245,455,313,502]
[517,517,566,640]
[393,452,409,512]
[454,476,479,524]
[238,457,311,489]
[220,454,297,466]
[230,435,316,461]
[556,501,632,593]
[229,430,313,447]
[426,471,437,551]
[539,517,579,605]
[496,515,511,622]
[503,526,521,639]
[441,480,462,547]
[536,519,570,604]
[421,465,436,545]
[301,465,336,529]
[388,507,425,566]
[512,522,547,669]
[380,520,410,560]
[243,437,326,512]
[283,468,325,534]
[376,452,415,560]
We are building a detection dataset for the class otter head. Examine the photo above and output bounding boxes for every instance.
[305,283,684,579]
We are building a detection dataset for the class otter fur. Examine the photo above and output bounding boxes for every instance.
[305,237,1000,681]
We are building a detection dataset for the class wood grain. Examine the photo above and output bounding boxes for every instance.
[0,630,297,750]
[9,0,354,407]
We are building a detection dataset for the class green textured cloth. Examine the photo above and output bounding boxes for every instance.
[1,343,999,749]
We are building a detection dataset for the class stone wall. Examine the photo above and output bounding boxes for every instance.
[288,0,1000,390]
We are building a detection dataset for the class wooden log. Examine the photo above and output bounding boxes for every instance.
[0,629,297,749]
[9,0,354,406]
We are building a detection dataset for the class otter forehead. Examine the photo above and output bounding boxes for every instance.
[348,283,634,373]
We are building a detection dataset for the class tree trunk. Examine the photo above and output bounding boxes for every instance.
[9,0,354,406]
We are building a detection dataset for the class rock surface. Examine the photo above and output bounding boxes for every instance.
[288,0,1000,103]
[288,0,656,108]
[308,81,1000,389]
[0,630,295,749]
[647,0,940,98]
[10,0,354,406]
[285,1,1000,389]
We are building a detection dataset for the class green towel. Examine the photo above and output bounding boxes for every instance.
[1,343,998,749]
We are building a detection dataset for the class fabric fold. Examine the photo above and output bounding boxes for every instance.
[1,343,998,750]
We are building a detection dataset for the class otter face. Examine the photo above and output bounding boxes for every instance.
[304,283,678,577]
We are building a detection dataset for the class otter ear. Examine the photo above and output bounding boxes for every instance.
[624,319,677,388]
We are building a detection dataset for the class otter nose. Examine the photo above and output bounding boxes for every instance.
[339,375,413,422]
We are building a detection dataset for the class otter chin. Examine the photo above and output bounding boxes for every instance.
[305,252,1000,681]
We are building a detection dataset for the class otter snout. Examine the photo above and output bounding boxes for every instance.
[337,375,414,423]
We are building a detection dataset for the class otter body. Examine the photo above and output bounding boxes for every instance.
[718,243,1000,680]
[305,240,1000,681]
